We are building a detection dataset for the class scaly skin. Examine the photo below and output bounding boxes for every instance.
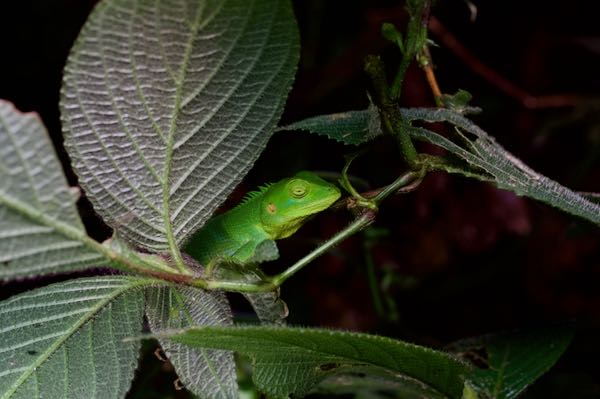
[185,171,341,265]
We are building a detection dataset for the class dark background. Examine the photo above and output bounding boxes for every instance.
[1,0,599,397]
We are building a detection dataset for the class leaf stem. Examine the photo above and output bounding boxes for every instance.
[79,234,195,283]
[0,190,195,282]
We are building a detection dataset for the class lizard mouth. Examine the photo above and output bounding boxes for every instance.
[304,187,341,215]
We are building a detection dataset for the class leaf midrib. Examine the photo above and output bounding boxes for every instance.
[179,327,468,372]
[161,1,213,270]
[0,191,106,263]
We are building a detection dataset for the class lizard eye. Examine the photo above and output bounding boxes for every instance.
[288,179,309,199]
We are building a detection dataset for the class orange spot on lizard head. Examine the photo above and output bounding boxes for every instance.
[267,203,277,214]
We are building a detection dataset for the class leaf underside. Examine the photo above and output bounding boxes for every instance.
[60,0,300,253]
[0,100,106,280]
[0,276,152,399]
[145,285,237,398]
[166,326,470,399]
[402,108,600,225]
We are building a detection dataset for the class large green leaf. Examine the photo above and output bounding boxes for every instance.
[145,285,237,398]
[60,0,300,254]
[160,326,471,399]
[0,276,154,399]
[282,107,600,225]
[451,325,574,399]
[0,100,107,280]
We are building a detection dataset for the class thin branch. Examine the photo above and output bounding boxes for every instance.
[421,46,443,105]
[365,56,419,167]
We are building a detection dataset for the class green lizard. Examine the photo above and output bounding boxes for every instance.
[185,170,341,268]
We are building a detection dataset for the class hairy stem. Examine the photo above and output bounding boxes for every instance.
[365,55,418,167]
[421,47,443,105]
[372,170,423,203]
[271,211,375,286]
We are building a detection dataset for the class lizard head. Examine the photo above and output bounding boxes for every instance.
[260,171,341,240]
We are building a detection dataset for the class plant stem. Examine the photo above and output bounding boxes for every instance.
[372,170,423,203]
[390,0,432,100]
[79,235,195,283]
[421,47,443,106]
[390,56,412,101]
[365,56,418,168]
[271,211,375,286]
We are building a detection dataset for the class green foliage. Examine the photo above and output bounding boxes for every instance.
[60,0,300,256]
[439,89,479,114]
[162,325,471,399]
[0,101,107,279]
[145,286,237,398]
[2,0,301,397]
[381,23,405,54]
[453,325,574,399]
[402,108,600,225]
[0,277,150,399]
[278,105,381,146]
[283,107,600,225]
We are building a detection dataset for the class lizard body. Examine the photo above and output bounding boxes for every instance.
[185,171,341,266]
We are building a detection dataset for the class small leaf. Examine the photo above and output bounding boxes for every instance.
[439,89,480,114]
[381,23,404,53]
[161,325,471,399]
[449,325,574,399]
[145,285,237,399]
[0,100,107,280]
[60,0,300,254]
[0,276,153,399]
[278,105,382,146]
